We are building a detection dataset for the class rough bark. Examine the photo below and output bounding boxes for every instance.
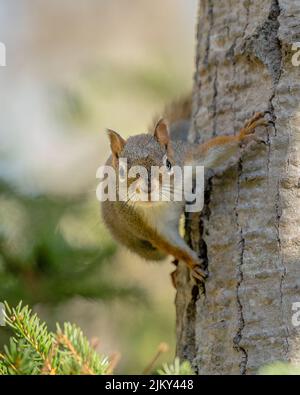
[176,0,300,374]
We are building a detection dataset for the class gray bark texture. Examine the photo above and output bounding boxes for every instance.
[175,0,300,374]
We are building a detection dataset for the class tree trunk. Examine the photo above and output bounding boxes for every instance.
[176,0,300,374]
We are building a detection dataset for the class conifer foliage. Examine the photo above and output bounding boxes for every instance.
[0,302,109,375]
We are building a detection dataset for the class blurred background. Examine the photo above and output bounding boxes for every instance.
[0,0,197,374]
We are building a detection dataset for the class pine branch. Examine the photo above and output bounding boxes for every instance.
[0,302,109,375]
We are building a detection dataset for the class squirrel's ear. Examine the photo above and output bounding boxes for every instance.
[107,129,126,159]
[154,118,169,149]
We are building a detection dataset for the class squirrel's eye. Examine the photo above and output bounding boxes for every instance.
[166,159,172,170]
[163,155,173,174]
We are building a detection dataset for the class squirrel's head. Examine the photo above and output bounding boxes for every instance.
[106,119,181,206]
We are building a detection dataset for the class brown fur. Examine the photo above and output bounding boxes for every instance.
[102,98,268,283]
[149,95,192,133]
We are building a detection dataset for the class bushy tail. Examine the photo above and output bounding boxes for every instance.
[149,94,192,133]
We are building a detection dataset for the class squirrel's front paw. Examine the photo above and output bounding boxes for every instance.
[239,112,269,142]
[191,263,208,283]
[183,252,208,283]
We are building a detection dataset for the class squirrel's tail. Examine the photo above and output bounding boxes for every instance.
[161,94,192,125]
[149,94,192,140]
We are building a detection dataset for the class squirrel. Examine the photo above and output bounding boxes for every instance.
[101,96,268,283]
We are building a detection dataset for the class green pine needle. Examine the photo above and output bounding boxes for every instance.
[157,357,195,375]
[0,302,109,375]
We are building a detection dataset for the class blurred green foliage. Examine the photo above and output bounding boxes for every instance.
[53,61,191,133]
[0,180,142,305]
[259,362,300,375]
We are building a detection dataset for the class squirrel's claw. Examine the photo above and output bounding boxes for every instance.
[191,265,208,283]
[238,112,270,146]
[171,259,208,285]
[241,112,269,137]
[244,112,265,129]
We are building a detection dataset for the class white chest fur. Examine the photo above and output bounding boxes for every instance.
[137,201,184,237]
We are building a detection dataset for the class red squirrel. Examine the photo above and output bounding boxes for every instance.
[101,97,268,283]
